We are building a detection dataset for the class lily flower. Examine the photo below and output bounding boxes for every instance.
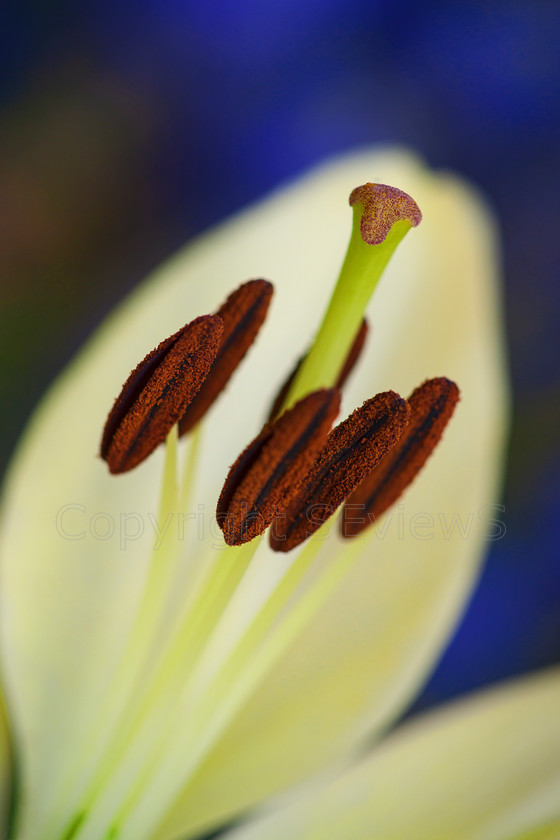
[0,147,551,840]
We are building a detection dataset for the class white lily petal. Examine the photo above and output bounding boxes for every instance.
[0,148,507,839]
[153,162,508,839]
[222,668,560,840]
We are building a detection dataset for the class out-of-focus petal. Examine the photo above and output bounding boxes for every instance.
[222,669,560,840]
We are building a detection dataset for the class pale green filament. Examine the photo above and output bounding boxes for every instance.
[158,424,178,523]
[179,424,203,513]
[109,531,368,840]
[50,426,189,840]
[513,823,560,840]
[287,212,413,406]
[72,541,262,840]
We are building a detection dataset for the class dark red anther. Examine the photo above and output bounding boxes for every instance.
[178,279,273,435]
[341,377,460,538]
[270,390,410,552]
[217,389,341,546]
[101,315,223,474]
[267,319,369,421]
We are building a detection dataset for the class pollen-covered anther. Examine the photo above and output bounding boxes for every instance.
[349,183,422,245]
[217,389,341,546]
[101,315,223,474]
[178,279,273,435]
[341,377,460,538]
[270,390,410,553]
[267,318,369,421]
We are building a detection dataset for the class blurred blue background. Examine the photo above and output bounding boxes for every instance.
[1,0,559,732]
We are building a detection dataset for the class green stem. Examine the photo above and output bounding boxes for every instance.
[286,213,413,407]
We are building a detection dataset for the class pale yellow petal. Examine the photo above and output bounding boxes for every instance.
[222,669,560,840]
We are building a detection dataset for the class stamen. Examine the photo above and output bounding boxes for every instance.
[101,315,223,474]
[335,317,369,388]
[341,377,460,538]
[217,389,341,546]
[270,391,410,552]
[349,182,422,245]
[267,318,369,421]
[178,279,273,435]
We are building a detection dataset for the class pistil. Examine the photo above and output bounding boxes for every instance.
[215,184,423,547]
[284,183,421,408]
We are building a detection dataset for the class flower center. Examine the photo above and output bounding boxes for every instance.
[101,181,429,549]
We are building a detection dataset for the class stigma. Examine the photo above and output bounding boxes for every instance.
[349,182,422,245]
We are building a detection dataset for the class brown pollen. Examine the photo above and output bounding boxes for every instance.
[349,183,422,245]
[341,377,460,538]
[270,390,410,552]
[217,389,341,546]
[178,279,273,435]
[101,315,223,474]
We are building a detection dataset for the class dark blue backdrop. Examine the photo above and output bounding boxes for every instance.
[1,0,559,718]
